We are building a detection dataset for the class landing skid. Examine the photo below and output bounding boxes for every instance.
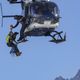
[17,30,66,44]
[49,31,66,43]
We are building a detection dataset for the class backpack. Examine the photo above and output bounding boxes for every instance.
[6,34,12,43]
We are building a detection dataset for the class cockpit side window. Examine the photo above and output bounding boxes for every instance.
[50,2,60,17]
[47,2,59,14]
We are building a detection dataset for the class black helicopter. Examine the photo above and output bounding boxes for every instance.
[1,0,66,43]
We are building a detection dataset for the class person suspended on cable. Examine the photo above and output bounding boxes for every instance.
[11,16,28,42]
[6,25,22,56]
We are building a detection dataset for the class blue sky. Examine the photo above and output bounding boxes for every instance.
[0,0,80,80]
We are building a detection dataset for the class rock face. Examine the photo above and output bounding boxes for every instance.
[55,76,65,80]
[70,70,80,80]
[54,70,80,80]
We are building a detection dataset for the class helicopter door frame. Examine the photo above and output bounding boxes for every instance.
[24,5,29,17]
[28,4,32,17]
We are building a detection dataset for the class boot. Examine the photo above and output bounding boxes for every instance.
[16,52,22,56]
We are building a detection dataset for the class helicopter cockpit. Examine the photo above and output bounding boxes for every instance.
[30,2,59,19]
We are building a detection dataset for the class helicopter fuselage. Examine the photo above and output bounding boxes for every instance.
[24,20,59,36]
[22,1,60,36]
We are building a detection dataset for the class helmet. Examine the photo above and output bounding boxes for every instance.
[9,25,13,30]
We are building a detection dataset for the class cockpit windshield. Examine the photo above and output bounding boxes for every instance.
[30,2,59,17]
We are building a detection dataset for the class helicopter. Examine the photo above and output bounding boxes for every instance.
[1,0,66,43]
